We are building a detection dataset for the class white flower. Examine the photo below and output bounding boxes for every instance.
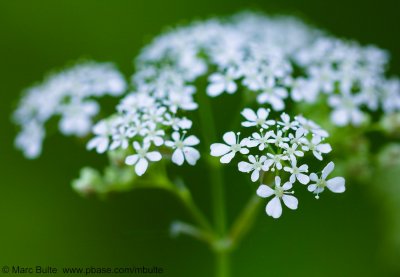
[300,136,332,160]
[256,79,288,111]
[241,108,275,128]
[142,123,165,146]
[15,120,44,159]
[109,125,130,150]
[308,162,345,198]
[277,113,298,131]
[257,176,298,219]
[246,130,274,150]
[163,114,192,130]
[210,132,249,163]
[58,100,99,136]
[165,132,200,166]
[266,130,290,146]
[328,93,366,126]
[282,143,304,161]
[238,155,269,182]
[295,115,329,138]
[288,77,319,103]
[167,88,198,113]
[264,153,288,171]
[284,159,310,184]
[142,106,167,124]
[207,68,240,97]
[125,142,162,176]
[308,64,337,94]
[87,120,112,153]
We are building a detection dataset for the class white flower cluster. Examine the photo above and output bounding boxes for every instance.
[210,108,345,218]
[135,12,400,127]
[14,61,126,158]
[87,76,201,176]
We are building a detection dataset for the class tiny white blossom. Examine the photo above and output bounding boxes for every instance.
[238,155,269,182]
[300,136,332,160]
[282,143,304,161]
[308,162,345,198]
[257,79,288,111]
[163,114,192,130]
[257,176,298,219]
[109,125,130,150]
[165,132,200,166]
[210,132,249,163]
[241,108,275,128]
[142,123,165,146]
[206,68,240,97]
[264,153,289,171]
[295,115,329,138]
[328,93,366,126]
[246,129,274,150]
[277,113,298,131]
[267,130,290,146]
[87,120,112,153]
[284,159,310,184]
[125,142,162,176]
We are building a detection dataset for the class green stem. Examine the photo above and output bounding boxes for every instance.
[171,185,214,234]
[216,252,230,277]
[196,87,227,236]
[196,85,229,277]
[228,195,263,248]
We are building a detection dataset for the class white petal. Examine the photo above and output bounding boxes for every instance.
[331,109,349,126]
[146,151,162,162]
[210,143,230,156]
[172,149,184,165]
[220,152,235,164]
[309,173,318,182]
[183,147,200,165]
[256,184,274,198]
[282,195,298,210]
[153,137,164,146]
[165,140,174,147]
[282,181,293,190]
[184,135,200,146]
[322,162,335,179]
[248,155,256,163]
[257,108,269,120]
[226,81,237,93]
[308,184,317,192]
[327,177,345,193]
[251,170,260,182]
[238,161,253,172]
[297,173,310,185]
[207,82,225,97]
[172,132,180,141]
[133,141,141,151]
[223,132,236,145]
[125,154,139,165]
[135,158,148,176]
[241,108,257,121]
[317,143,332,153]
[274,176,281,187]
[266,197,282,219]
[242,121,257,127]
[313,151,323,161]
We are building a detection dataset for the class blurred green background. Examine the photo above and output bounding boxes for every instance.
[1,0,399,276]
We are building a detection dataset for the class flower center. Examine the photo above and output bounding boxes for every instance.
[275,187,284,197]
[231,144,241,152]
[176,140,184,149]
